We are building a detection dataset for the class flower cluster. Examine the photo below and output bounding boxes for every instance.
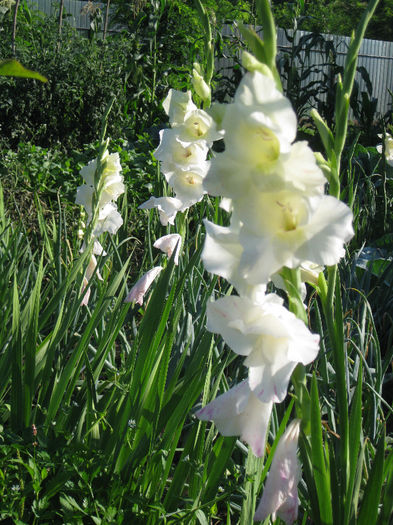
[76,150,124,237]
[140,89,221,225]
[195,68,354,523]
[76,149,125,304]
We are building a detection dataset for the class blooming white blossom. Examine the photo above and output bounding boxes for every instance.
[164,162,209,207]
[176,109,222,146]
[154,128,209,175]
[196,381,273,457]
[221,71,297,167]
[162,89,197,126]
[139,196,183,226]
[233,190,352,285]
[153,233,182,265]
[206,295,319,403]
[124,266,163,305]
[204,140,326,199]
[376,132,393,166]
[254,419,301,524]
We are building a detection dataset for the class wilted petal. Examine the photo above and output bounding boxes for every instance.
[196,381,273,457]
[254,419,301,524]
[124,266,163,305]
[81,277,91,306]
[154,233,182,265]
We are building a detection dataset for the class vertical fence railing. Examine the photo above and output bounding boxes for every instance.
[218,24,393,118]
[24,0,393,117]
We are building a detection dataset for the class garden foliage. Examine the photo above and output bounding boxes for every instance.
[0,0,392,523]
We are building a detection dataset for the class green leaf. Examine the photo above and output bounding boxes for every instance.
[0,59,47,82]
[344,362,363,524]
[357,431,386,525]
[378,450,393,524]
[310,373,333,524]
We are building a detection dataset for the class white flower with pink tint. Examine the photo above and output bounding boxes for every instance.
[124,266,163,305]
[196,381,272,457]
[254,419,301,524]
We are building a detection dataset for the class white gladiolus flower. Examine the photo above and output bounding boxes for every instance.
[233,190,353,284]
[124,266,163,305]
[221,71,297,164]
[201,219,266,303]
[154,129,209,174]
[254,419,301,524]
[139,196,183,226]
[153,234,182,265]
[206,295,320,403]
[235,72,297,148]
[94,202,123,236]
[196,380,273,457]
[165,162,209,207]
[204,140,326,199]
[176,109,222,146]
[376,132,393,166]
[75,151,124,236]
[162,89,197,126]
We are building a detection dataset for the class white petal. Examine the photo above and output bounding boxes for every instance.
[162,89,197,126]
[154,129,208,173]
[196,381,273,457]
[139,196,183,226]
[153,234,182,265]
[234,71,297,149]
[94,203,123,235]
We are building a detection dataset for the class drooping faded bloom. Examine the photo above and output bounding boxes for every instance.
[154,233,182,265]
[124,266,163,305]
[206,295,319,403]
[254,419,301,524]
[196,380,273,457]
[81,254,103,306]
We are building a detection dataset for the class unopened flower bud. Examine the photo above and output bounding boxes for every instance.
[192,69,211,103]
[242,50,274,79]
